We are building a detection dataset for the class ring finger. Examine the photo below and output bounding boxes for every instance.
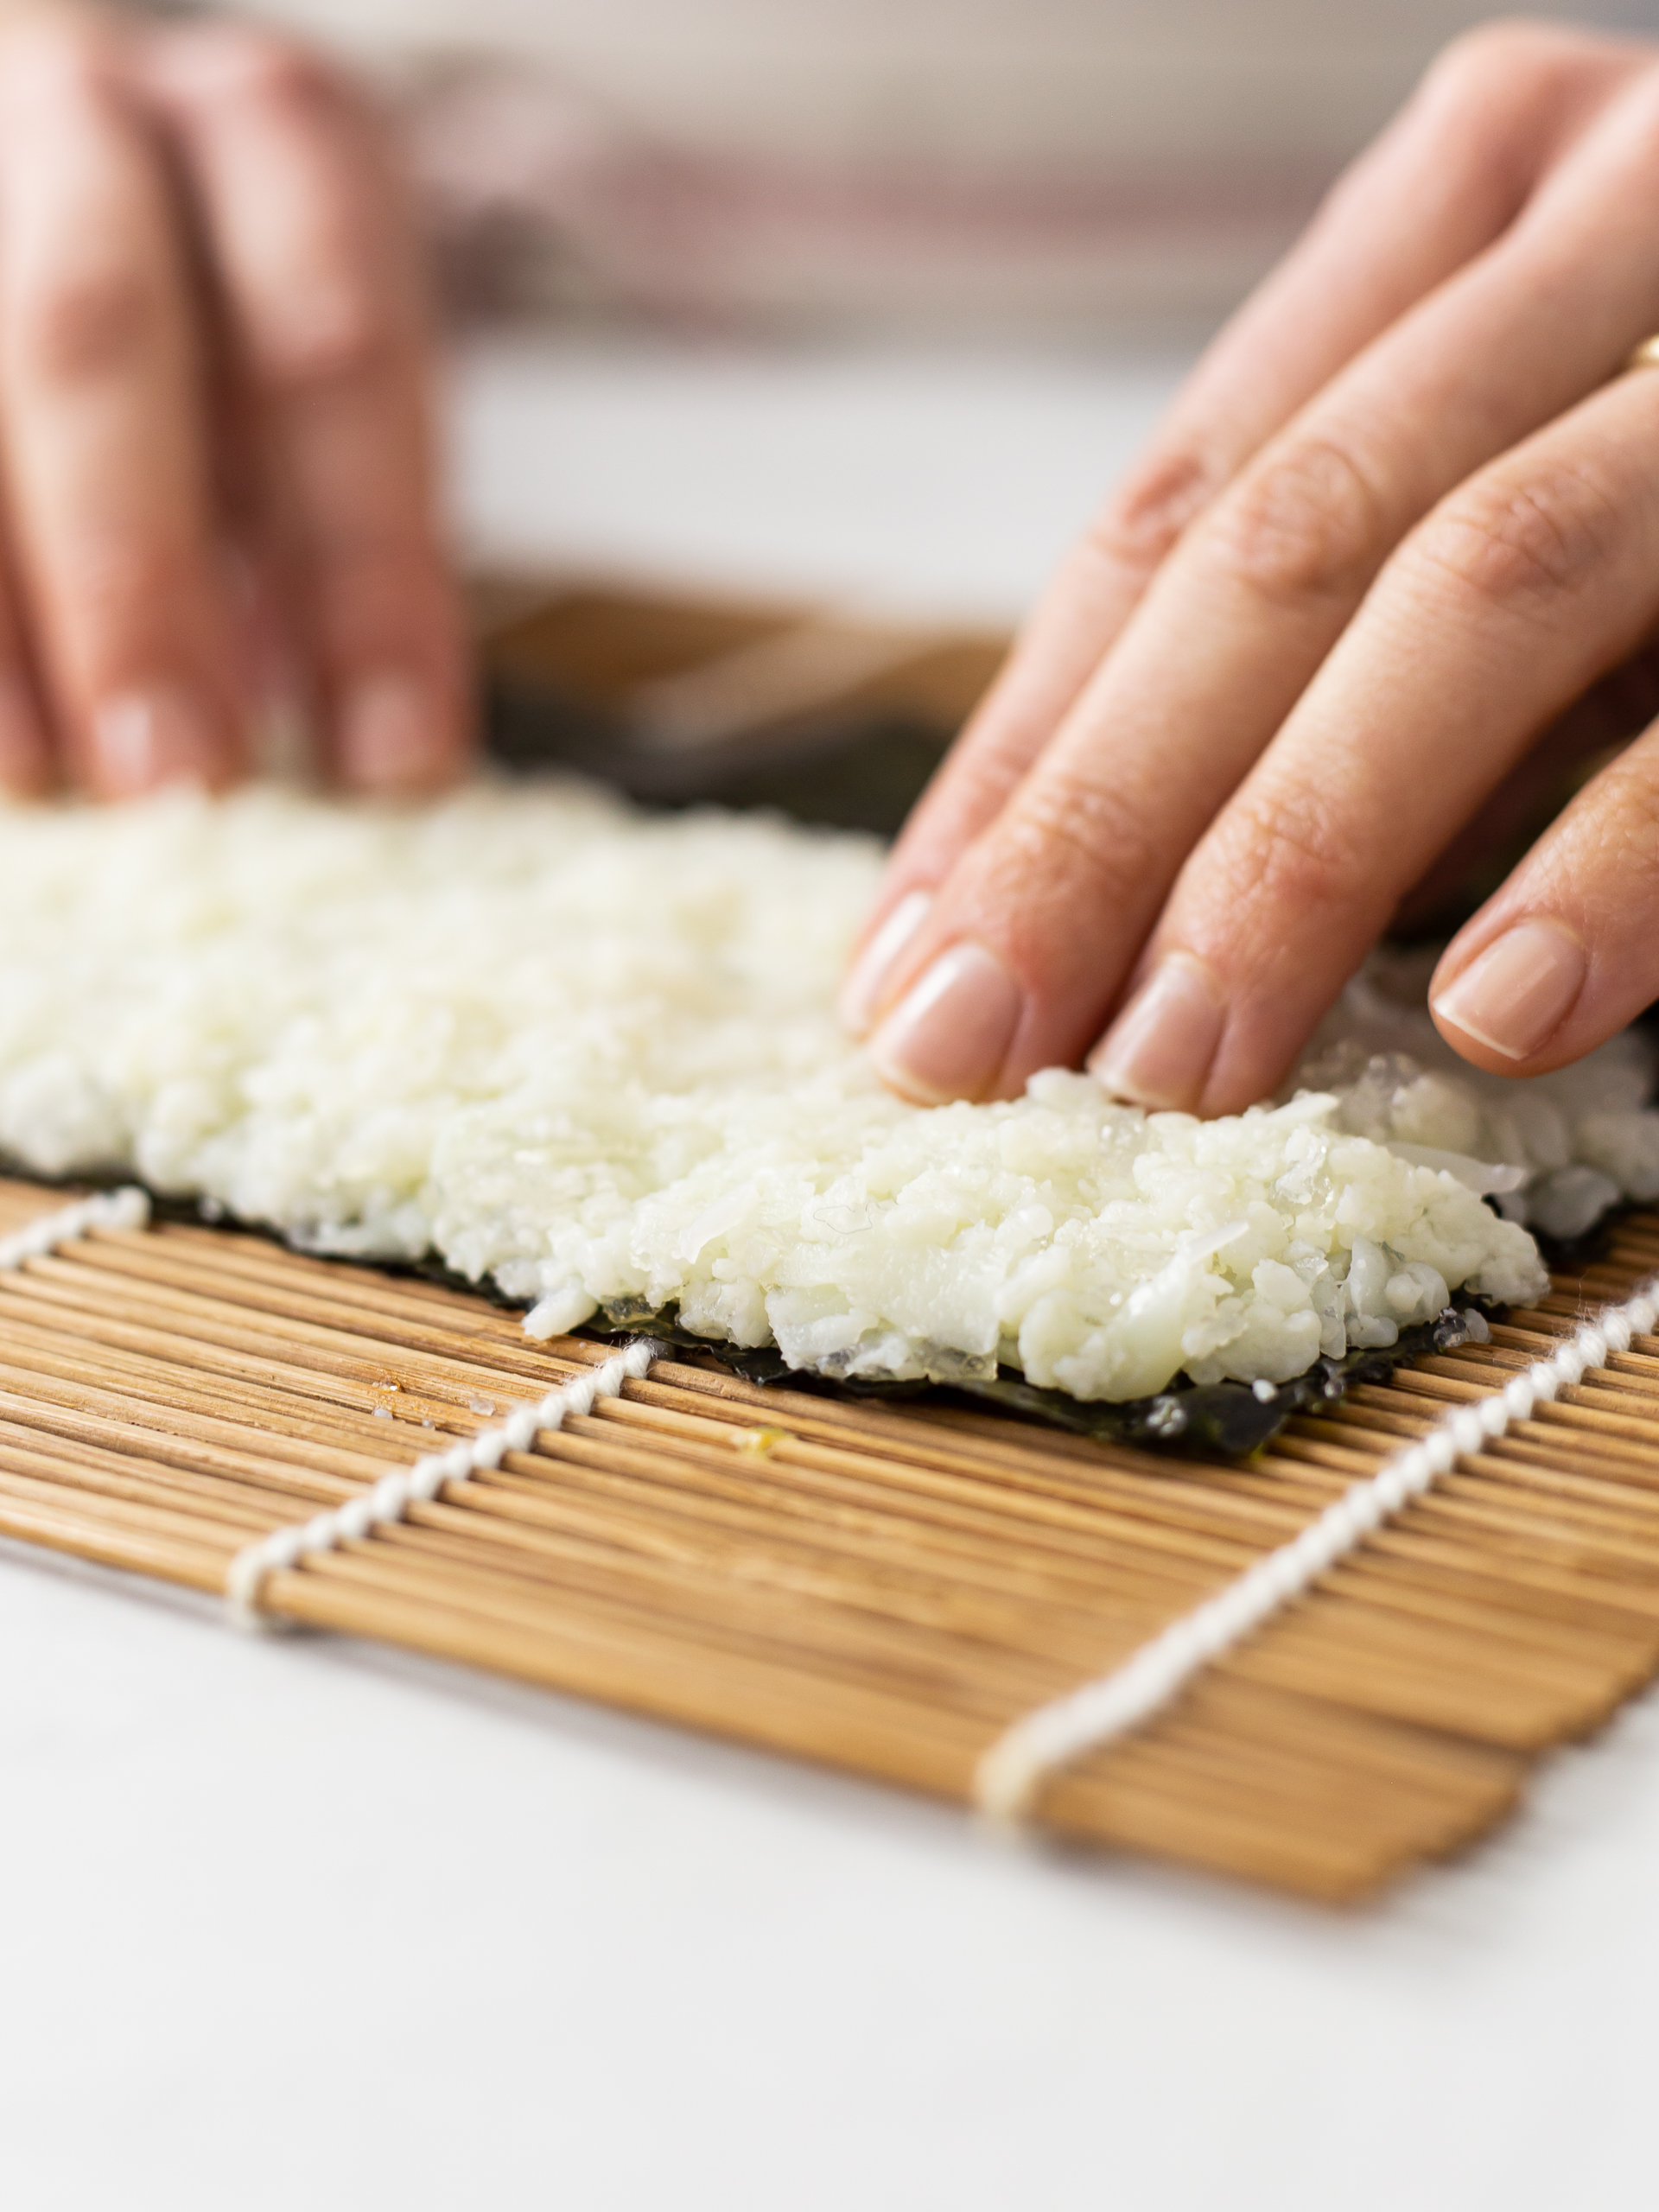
[1090,361,1659,1113]
[843,22,1644,1025]
[863,56,1659,1103]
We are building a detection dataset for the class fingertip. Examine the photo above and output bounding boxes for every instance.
[334,671,463,797]
[1429,917,1587,1070]
[838,887,932,1038]
[87,688,239,801]
[866,939,1024,1104]
[1086,953,1224,1110]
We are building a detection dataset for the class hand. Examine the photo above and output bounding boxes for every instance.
[841,22,1659,1106]
[0,5,467,798]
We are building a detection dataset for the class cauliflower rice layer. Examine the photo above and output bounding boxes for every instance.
[1,781,1649,1403]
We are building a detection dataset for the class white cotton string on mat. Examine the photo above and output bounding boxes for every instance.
[225,1337,663,1628]
[0,1186,150,1272]
[974,1272,1659,1829]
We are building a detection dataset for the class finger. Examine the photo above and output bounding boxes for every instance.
[0,522,54,794]
[1392,653,1659,931]
[1428,720,1659,1077]
[840,20,1642,1029]
[1091,363,1659,1111]
[0,667,52,795]
[862,52,1659,1103]
[136,22,468,793]
[0,18,244,796]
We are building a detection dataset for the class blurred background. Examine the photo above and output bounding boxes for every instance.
[233,4,1659,764]
[224,0,1659,798]
[248,0,1659,339]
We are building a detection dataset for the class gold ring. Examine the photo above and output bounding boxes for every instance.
[1628,335,1659,372]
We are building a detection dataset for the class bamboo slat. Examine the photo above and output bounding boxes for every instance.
[5,1173,1659,1901]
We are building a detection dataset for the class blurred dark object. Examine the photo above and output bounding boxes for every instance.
[473,575,1007,836]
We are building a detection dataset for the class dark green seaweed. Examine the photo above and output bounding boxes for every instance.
[575,1299,1497,1459]
[0,1159,1527,1462]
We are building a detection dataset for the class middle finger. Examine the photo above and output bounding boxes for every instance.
[139,22,468,793]
[865,59,1659,1104]
[1097,360,1659,1113]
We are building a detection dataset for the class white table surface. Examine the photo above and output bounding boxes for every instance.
[5,339,1656,2212]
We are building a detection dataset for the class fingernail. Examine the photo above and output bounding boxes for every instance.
[1431,918,1586,1060]
[838,889,932,1036]
[1088,954,1224,1110]
[339,674,448,794]
[92,689,221,798]
[868,939,1023,1103]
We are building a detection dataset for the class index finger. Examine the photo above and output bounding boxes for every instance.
[860,45,1659,1105]
[1102,366,1659,1111]
[842,21,1641,1030]
[137,22,468,793]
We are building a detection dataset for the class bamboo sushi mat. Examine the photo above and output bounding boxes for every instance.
[10,1175,1659,1903]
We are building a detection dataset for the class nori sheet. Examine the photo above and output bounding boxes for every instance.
[0,1160,1523,1462]
[575,1299,1497,1459]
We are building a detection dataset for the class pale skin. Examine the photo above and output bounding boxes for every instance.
[840,20,1659,1107]
[10,13,1659,1111]
[0,3,467,799]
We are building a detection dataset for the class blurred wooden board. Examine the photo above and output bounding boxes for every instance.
[472,573,1008,832]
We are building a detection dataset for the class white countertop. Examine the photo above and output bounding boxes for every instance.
[447,335,1188,625]
[4,340,1653,2212]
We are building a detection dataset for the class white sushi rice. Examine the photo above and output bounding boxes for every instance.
[0,779,1650,1403]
